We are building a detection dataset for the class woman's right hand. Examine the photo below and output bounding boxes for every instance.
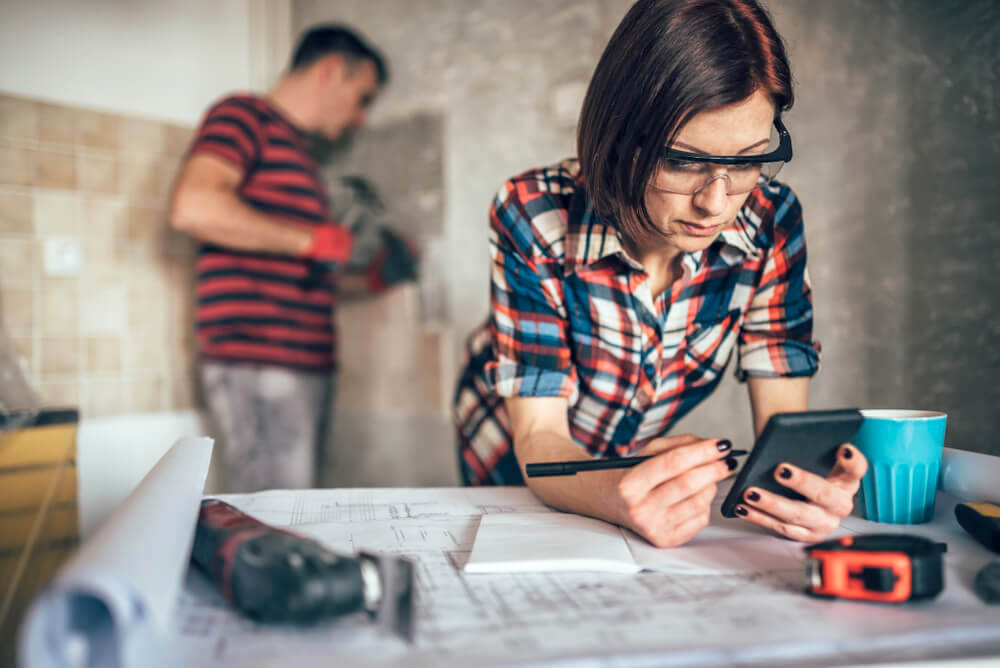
[612,434,739,548]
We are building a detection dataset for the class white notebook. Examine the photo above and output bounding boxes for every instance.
[463,511,641,574]
[462,498,819,575]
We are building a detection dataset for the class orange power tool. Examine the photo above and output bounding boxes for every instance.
[804,534,946,603]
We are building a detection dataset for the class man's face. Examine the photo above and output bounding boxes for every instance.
[316,57,380,141]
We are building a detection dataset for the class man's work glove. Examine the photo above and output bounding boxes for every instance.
[367,227,419,292]
[300,225,354,290]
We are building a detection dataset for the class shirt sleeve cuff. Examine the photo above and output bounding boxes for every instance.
[736,340,821,382]
[485,360,578,402]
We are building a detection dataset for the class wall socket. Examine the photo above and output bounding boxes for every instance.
[44,237,84,277]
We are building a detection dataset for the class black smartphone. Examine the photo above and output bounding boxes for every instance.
[720,409,864,518]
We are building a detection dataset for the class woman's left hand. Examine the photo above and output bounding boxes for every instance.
[733,443,868,542]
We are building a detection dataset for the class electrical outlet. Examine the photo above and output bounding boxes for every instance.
[44,237,84,277]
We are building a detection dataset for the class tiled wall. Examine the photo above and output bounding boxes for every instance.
[0,93,197,418]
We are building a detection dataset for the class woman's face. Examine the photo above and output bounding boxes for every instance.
[643,89,776,255]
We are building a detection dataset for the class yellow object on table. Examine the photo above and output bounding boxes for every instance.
[0,408,79,668]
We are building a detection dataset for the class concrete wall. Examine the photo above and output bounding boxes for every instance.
[294,0,999,471]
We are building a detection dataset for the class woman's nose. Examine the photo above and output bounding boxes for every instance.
[691,175,729,216]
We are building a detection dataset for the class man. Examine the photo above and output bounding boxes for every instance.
[170,25,408,492]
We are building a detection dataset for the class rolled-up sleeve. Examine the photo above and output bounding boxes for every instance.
[483,182,578,400]
[737,189,821,381]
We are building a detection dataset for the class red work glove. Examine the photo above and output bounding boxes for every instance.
[300,224,354,289]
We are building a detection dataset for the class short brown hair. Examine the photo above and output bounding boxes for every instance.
[292,24,389,86]
[577,0,792,243]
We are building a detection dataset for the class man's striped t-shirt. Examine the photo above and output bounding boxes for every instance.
[188,94,345,371]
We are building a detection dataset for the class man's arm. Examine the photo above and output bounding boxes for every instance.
[169,152,313,255]
[747,376,809,436]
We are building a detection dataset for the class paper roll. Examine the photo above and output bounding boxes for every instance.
[938,446,1000,504]
[19,436,213,668]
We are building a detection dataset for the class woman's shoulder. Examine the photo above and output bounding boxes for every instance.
[489,158,585,260]
[737,179,805,253]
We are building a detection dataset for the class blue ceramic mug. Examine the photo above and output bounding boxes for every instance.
[854,409,948,524]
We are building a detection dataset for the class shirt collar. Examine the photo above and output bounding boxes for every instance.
[565,197,763,276]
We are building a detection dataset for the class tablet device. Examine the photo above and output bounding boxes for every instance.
[720,409,864,518]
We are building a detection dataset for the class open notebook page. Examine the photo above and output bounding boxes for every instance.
[463,511,641,574]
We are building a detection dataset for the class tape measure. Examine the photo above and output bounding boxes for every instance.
[804,534,946,603]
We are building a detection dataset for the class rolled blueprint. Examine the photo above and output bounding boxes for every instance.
[20,437,213,668]
[939,446,1000,504]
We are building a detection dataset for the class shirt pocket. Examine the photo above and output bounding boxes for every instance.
[683,309,740,387]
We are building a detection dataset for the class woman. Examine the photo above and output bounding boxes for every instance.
[453,0,868,548]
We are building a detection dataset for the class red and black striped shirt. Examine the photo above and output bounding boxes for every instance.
[188,94,344,371]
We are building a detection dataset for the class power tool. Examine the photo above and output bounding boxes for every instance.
[190,498,416,640]
[804,534,946,603]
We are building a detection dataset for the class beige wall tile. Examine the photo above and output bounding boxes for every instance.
[168,367,196,410]
[82,379,125,417]
[9,336,34,377]
[74,109,119,151]
[126,205,164,243]
[129,376,167,413]
[82,236,126,281]
[0,190,33,235]
[0,284,34,336]
[0,95,38,141]
[120,118,167,156]
[39,278,78,337]
[37,102,74,145]
[126,327,170,375]
[76,153,119,194]
[119,156,167,203]
[80,276,125,335]
[40,337,80,376]
[165,124,194,156]
[85,335,122,375]
[0,146,33,187]
[33,191,77,236]
[0,238,38,282]
[34,148,76,189]
[80,195,127,238]
[37,380,80,409]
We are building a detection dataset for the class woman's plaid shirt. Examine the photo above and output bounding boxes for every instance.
[454,158,820,485]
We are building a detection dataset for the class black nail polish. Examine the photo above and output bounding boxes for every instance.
[842,447,854,459]
[725,456,738,471]
[716,439,732,452]
[735,505,749,516]
[779,466,793,479]
[747,490,760,502]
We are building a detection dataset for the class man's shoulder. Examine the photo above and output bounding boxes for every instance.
[491,158,583,258]
[199,93,272,128]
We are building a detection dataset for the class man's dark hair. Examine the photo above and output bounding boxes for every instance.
[577,0,792,244]
[291,24,389,85]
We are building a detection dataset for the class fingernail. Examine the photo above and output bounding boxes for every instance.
[735,505,749,516]
[716,439,732,452]
[779,466,793,479]
[842,446,854,459]
[747,490,760,502]
[725,456,738,471]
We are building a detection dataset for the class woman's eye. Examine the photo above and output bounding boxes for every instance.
[732,162,763,171]
[664,159,702,171]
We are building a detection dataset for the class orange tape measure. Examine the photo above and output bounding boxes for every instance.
[804,534,946,603]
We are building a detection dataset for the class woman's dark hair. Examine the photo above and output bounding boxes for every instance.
[291,24,389,85]
[577,0,792,242]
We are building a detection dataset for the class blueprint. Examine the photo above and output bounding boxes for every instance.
[17,437,1000,668]
[164,486,1000,668]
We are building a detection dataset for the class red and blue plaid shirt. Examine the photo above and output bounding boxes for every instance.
[453,158,821,485]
